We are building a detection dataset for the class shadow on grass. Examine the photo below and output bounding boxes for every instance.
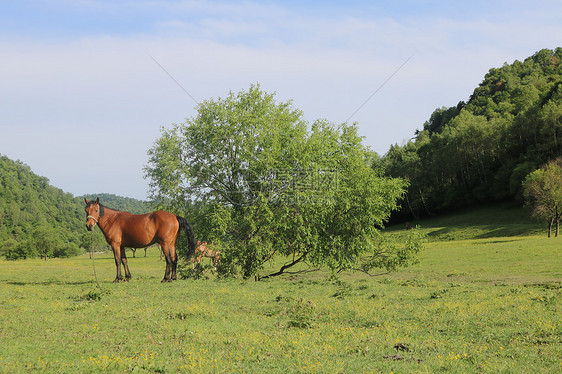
[426,224,543,241]
[5,280,98,286]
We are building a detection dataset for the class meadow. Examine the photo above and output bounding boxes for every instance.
[0,205,561,373]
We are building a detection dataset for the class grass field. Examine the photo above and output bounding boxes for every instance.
[0,204,561,373]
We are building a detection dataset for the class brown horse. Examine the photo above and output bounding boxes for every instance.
[84,198,196,283]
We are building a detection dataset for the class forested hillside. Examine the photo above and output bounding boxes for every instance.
[380,48,562,220]
[81,193,151,214]
[0,155,149,259]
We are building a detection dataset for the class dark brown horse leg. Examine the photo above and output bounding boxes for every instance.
[112,244,123,283]
[121,246,131,281]
[161,246,172,283]
[170,247,178,281]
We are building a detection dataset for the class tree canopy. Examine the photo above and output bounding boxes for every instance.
[145,85,422,278]
[379,48,562,219]
[522,158,562,237]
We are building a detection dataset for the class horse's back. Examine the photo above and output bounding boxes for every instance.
[149,210,178,224]
[149,210,180,237]
[119,210,178,247]
[123,210,176,223]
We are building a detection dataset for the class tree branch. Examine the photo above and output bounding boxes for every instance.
[258,254,306,280]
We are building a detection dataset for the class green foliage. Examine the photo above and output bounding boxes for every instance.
[146,85,415,278]
[0,155,147,259]
[380,48,562,217]
[4,240,33,260]
[0,155,83,258]
[74,288,111,302]
[359,229,426,274]
[32,224,60,260]
[285,298,317,329]
[422,102,464,135]
[0,155,85,257]
[53,242,82,258]
[522,158,562,236]
[177,262,210,280]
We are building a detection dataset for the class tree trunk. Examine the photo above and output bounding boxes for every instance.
[404,194,419,221]
[548,217,553,237]
[554,205,560,238]
[418,187,433,216]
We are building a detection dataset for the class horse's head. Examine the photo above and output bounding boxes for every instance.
[84,198,101,231]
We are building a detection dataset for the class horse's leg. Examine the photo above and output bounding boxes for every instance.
[111,244,123,283]
[121,246,132,281]
[170,244,178,281]
[144,247,147,257]
[161,245,172,283]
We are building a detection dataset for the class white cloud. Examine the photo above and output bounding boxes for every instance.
[2,0,562,198]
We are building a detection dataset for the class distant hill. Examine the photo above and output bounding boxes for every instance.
[80,193,151,214]
[0,155,150,259]
[381,48,562,219]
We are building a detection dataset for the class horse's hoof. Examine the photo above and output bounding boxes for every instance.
[161,278,172,283]
[113,279,120,283]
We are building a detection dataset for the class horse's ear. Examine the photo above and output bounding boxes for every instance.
[95,197,99,204]
[84,198,89,204]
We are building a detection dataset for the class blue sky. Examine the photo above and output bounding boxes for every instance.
[1,0,561,200]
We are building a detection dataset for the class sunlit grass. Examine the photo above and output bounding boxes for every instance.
[1,222,561,372]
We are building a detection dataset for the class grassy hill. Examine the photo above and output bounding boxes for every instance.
[387,202,544,241]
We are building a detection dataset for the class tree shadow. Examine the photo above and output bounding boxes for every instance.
[5,280,98,286]
[427,224,541,240]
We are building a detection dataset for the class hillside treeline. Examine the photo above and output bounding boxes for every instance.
[0,156,150,259]
[83,193,151,214]
[379,48,562,220]
[0,156,84,259]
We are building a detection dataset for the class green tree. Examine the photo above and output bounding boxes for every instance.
[422,103,464,135]
[522,158,562,237]
[32,224,61,261]
[53,242,82,258]
[145,85,421,279]
[5,240,33,260]
[1,238,19,258]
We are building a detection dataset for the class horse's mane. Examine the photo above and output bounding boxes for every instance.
[99,204,129,215]
[86,200,124,217]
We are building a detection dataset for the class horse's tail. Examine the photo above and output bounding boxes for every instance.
[176,215,196,260]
